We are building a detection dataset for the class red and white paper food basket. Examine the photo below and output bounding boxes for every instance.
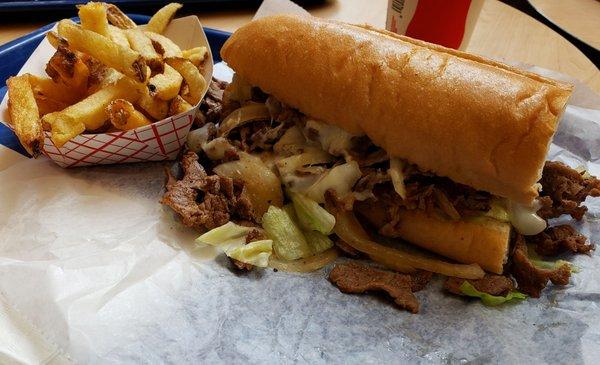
[0,15,213,167]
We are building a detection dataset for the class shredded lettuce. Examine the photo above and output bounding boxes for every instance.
[226,239,273,267]
[195,222,273,268]
[262,205,313,260]
[195,221,252,249]
[530,259,579,273]
[283,203,334,255]
[289,192,335,235]
[303,230,334,255]
[459,282,527,306]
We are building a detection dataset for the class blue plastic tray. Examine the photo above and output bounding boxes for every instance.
[0,14,230,156]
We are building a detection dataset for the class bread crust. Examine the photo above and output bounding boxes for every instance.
[357,203,511,274]
[221,15,573,204]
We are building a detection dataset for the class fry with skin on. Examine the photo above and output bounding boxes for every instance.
[49,114,86,147]
[58,19,148,82]
[126,28,163,72]
[137,90,169,120]
[145,3,182,34]
[108,25,131,49]
[7,75,44,156]
[87,67,123,94]
[169,95,193,116]
[181,46,208,67]
[78,2,110,37]
[27,74,81,105]
[107,99,152,130]
[165,57,205,105]
[45,45,90,96]
[80,53,109,94]
[46,76,143,133]
[144,31,182,58]
[45,31,68,49]
[105,3,136,29]
[148,64,183,100]
[34,95,69,116]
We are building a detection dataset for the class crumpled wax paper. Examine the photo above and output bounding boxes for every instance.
[2,7,600,365]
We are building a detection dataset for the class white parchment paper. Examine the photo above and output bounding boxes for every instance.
[1,1,600,363]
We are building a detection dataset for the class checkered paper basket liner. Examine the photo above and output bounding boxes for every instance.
[42,110,195,168]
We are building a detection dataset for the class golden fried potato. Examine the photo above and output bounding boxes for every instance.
[169,95,193,116]
[107,25,131,49]
[45,31,68,49]
[49,114,86,147]
[137,91,169,120]
[34,95,69,116]
[148,64,182,100]
[87,67,123,94]
[27,74,81,105]
[107,99,152,130]
[181,46,208,67]
[165,57,205,105]
[58,19,148,82]
[50,77,143,132]
[78,2,110,37]
[145,3,182,34]
[7,75,44,156]
[105,3,136,29]
[144,31,182,58]
[45,45,90,96]
[126,28,163,72]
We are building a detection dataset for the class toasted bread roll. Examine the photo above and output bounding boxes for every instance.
[221,15,573,205]
[356,202,511,274]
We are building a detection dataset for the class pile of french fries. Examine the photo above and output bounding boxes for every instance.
[6,2,208,156]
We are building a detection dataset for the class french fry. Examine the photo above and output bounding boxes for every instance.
[87,67,123,94]
[105,3,136,29]
[45,31,68,49]
[144,31,182,58]
[58,19,148,82]
[165,57,205,105]
[27,74,81,105]
[169,95,193,116]
[126,28,163,72]
[181,46,208,67]
[137,91,169,120]
[107,99,152,130]
[49,114,86,147]
[6,75,43,156]
[80,53,109,94]
[145,3,182,34]
[108,25,131,49]
[48,77,143,132]
[78,2,110,37]
[45,46,90,96]
[34,95,69,116]
[148,64,183,100]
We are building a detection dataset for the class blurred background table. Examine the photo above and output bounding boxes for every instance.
[1,0,598,93]
[527,0,600,52]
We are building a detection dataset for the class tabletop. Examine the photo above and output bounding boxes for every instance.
[1,0,599,93]
[528,0,600,52]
